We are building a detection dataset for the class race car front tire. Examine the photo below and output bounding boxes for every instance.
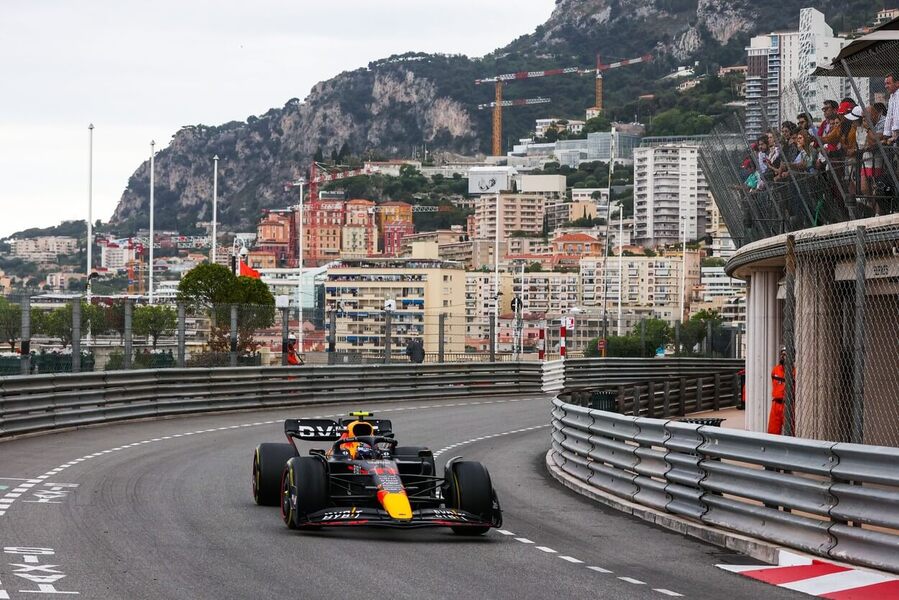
[253,443,297,506]
[281,457,329,530]
[446,461,493,536]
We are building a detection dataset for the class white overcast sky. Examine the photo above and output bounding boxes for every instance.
[0,0,554,238]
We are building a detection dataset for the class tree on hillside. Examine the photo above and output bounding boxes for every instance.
[177,264,239,311]
[133,305,177,348]
[0,297,21,351]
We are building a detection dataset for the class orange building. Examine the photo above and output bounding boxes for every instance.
[378,201,414,256]
[342,199,378,258]
[551,233,602,257]
[300,199,345,266]
[256,211,294,267]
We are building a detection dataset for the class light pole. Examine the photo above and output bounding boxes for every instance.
[149,140,155,304]
[87,124,94,302]
[599,126,616,356]
[212,155,219,264]
[295,177,306,353]
[494,191,501,353]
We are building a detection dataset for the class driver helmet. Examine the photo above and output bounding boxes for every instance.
[342,421,375,459]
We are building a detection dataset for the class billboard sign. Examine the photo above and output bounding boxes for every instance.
[467,167,515,195]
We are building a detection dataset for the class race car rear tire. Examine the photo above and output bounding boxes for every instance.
[253,443,297,506]
[281,457,329,530]
[446,461,493,536]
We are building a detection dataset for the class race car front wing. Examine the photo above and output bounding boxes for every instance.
[296,506,501,529]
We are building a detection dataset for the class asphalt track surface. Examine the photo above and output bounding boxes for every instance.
[0,395,805,599]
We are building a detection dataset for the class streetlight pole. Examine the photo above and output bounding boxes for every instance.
[679,194,687,322]
[87,124,94,302]
[149,140,155,304]
[296,178,305,353]
[494,191,501,353]
[600,126,616,356]
[212,155,219,264]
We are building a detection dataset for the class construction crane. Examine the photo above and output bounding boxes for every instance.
[306,162,375,202]
[476,66,582,157]
[583,53,653,114]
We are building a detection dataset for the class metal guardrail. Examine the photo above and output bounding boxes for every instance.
[560,359,744,417]
[549,398,899,574]
[0,363,546,438]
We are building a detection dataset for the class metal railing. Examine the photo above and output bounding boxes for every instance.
[0,362,547,438]
[549,397,899,573]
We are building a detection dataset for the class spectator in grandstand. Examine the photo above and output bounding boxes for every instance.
[842,105,862,194]
[777,130,816,180]
[818,100,839,140]
[797,113,816,139]
[882,72,899,142]
[779,121,799,162]
[859,102,888,207]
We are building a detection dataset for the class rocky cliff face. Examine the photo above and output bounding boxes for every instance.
[111,0,833,232]
[112,65,477,232]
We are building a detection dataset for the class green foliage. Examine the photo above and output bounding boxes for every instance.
[678,309,723,355]
[0,297,21,351]
[585,318,672,358]
[8,220,86,240]
[648,108,715,136]
[33,302,104,347]
[525,262,544,273]
[177,264,239,310]
[702,257,726,267]
[133,305,177,348]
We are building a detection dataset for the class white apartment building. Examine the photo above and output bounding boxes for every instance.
[698,266,746,301]
[571,188,610,205]
[518,174,567,197]
[474,193,546,243]
[325,258,465,357]
[516,271,580,317]
[464,272,513,346]
[634,144,710,248]
[745,8,866,139]
[8,236,79,262]
[579,251,701,324]
[101,242,139,271]
[535,119,585,138]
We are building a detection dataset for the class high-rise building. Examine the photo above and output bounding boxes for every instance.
[474,193,546,243]
[342,199,378,259]
[256,212,293,267]
[745,8,866,139]
[300,199,344,266]
[325,258,465,357]
[465,271,513,350]
[633,144,710,248]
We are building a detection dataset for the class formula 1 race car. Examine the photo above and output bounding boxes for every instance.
[251,412,502,535]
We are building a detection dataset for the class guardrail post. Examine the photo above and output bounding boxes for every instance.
[20,295,30,375]
[678,377,686,416]
[230,304,238,368]
[489,318,496,362]
[784,235,796,436]
[438,312,446,363]
[647,380,656,418]
[713,373,721,411]
[851,226,866,443]
[177,303,185,368]
[71,298,81,373]
[696,376,704,412]
[280,307,290,366]
[663,381,671,416]
[706,321,713,357]
[617,384,625,413]
[328,308,336,353]
[383,310,392,364]
[124,299,133,369]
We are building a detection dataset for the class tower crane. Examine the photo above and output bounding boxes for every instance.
[583,53,653,114]
[476,66,582,157]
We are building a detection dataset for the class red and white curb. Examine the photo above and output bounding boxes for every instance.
[718,551,899,598]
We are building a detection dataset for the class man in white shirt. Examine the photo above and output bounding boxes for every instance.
[881,72,899,142]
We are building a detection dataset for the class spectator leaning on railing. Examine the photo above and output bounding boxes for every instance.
[882,72,899,143]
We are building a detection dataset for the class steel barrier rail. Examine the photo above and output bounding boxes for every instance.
[549,397,899,573]
[0,362,547,438]
[562,358,744,391]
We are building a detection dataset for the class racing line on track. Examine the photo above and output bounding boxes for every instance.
[0,396,534,519]
[431,428,685,598]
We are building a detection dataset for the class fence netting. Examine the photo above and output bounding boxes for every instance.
[790,220,899,447]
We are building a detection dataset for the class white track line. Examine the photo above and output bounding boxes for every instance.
[0,398,536,519]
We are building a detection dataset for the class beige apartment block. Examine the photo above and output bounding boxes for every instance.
[474,193,546,243]
[515,271,580,317]
[325,258,465,357]
[464,271,514,345]
[579,251,701,324]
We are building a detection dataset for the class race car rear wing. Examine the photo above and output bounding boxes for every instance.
[284,418,393,441]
